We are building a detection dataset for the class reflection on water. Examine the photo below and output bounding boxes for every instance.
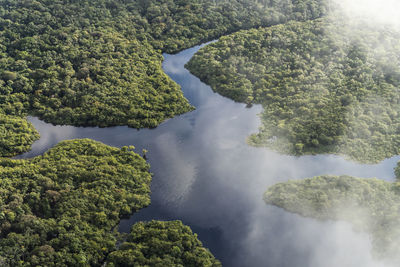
[19,43,399,267]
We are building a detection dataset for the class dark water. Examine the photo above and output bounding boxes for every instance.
[19,43,400,267]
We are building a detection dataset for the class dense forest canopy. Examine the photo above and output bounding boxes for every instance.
[0,139,152,266]
[6,0,400,266]
[136,0,327,53]
[0,0,332,265]
[264,173,400,262]
[0,113,38,157]
[107,220,221,267]
[186,18,400,163]
[0,0,327,156]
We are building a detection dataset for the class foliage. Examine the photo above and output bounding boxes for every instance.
[107,220,221,267]
[0,113,39,157]
[0,0,332,265]
[0,0,327,156]
[137,0,327,53]
[0,0,193,129]
[186,18,400,163]
[0,139,152,266]
[264,174,400,261]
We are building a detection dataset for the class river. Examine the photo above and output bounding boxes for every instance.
[17,43,400,267]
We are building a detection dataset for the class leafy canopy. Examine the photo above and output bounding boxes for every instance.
[0,139,151,266]
[107,220,221,267]
[264,171,400,262]
[186,18,400,163]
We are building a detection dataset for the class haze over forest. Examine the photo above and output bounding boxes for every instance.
[0,0,400,266]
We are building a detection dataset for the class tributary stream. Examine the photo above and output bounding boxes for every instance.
[18,43,400,267]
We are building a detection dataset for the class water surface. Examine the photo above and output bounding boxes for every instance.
[19,43,400,267]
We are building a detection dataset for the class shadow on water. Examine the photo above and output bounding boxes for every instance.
[18,42,400,267]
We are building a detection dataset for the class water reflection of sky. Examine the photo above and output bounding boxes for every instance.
[18,43,399,267]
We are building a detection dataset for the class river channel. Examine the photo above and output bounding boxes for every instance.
[18,43,400,267]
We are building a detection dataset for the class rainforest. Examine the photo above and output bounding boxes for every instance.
[1,0,400,266]
[0,0,324,156]
[186,18,400,163]
[264,172,400,262]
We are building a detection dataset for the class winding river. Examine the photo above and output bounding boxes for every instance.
[18,43,400,267]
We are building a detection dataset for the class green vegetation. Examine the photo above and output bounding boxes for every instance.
[0,139,152,266]
[107,220,221,267]
[0,139,221,266]
[137,0,327,53]
[0,0,194,131]
[264,173,400,261]
[186,18,400,163]
[0,113,39,157]
[1,0,342,265]
[0,0,327,156]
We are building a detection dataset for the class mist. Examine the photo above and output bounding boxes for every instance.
[10,2,400,265]
[332,0,400,29]
[17,39,400,266]
[270,1,400,266]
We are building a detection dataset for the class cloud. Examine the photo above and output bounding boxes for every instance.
[333,0,400,29]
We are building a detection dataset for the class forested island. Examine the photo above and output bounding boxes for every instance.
[0,139,152,265]
[107,220,221,267]
[186,18,400,163]
[264,171,400,262]
[0,139,220,266]
[0,0,326,156]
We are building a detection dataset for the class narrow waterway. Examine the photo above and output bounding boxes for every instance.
[18,43,400,267]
